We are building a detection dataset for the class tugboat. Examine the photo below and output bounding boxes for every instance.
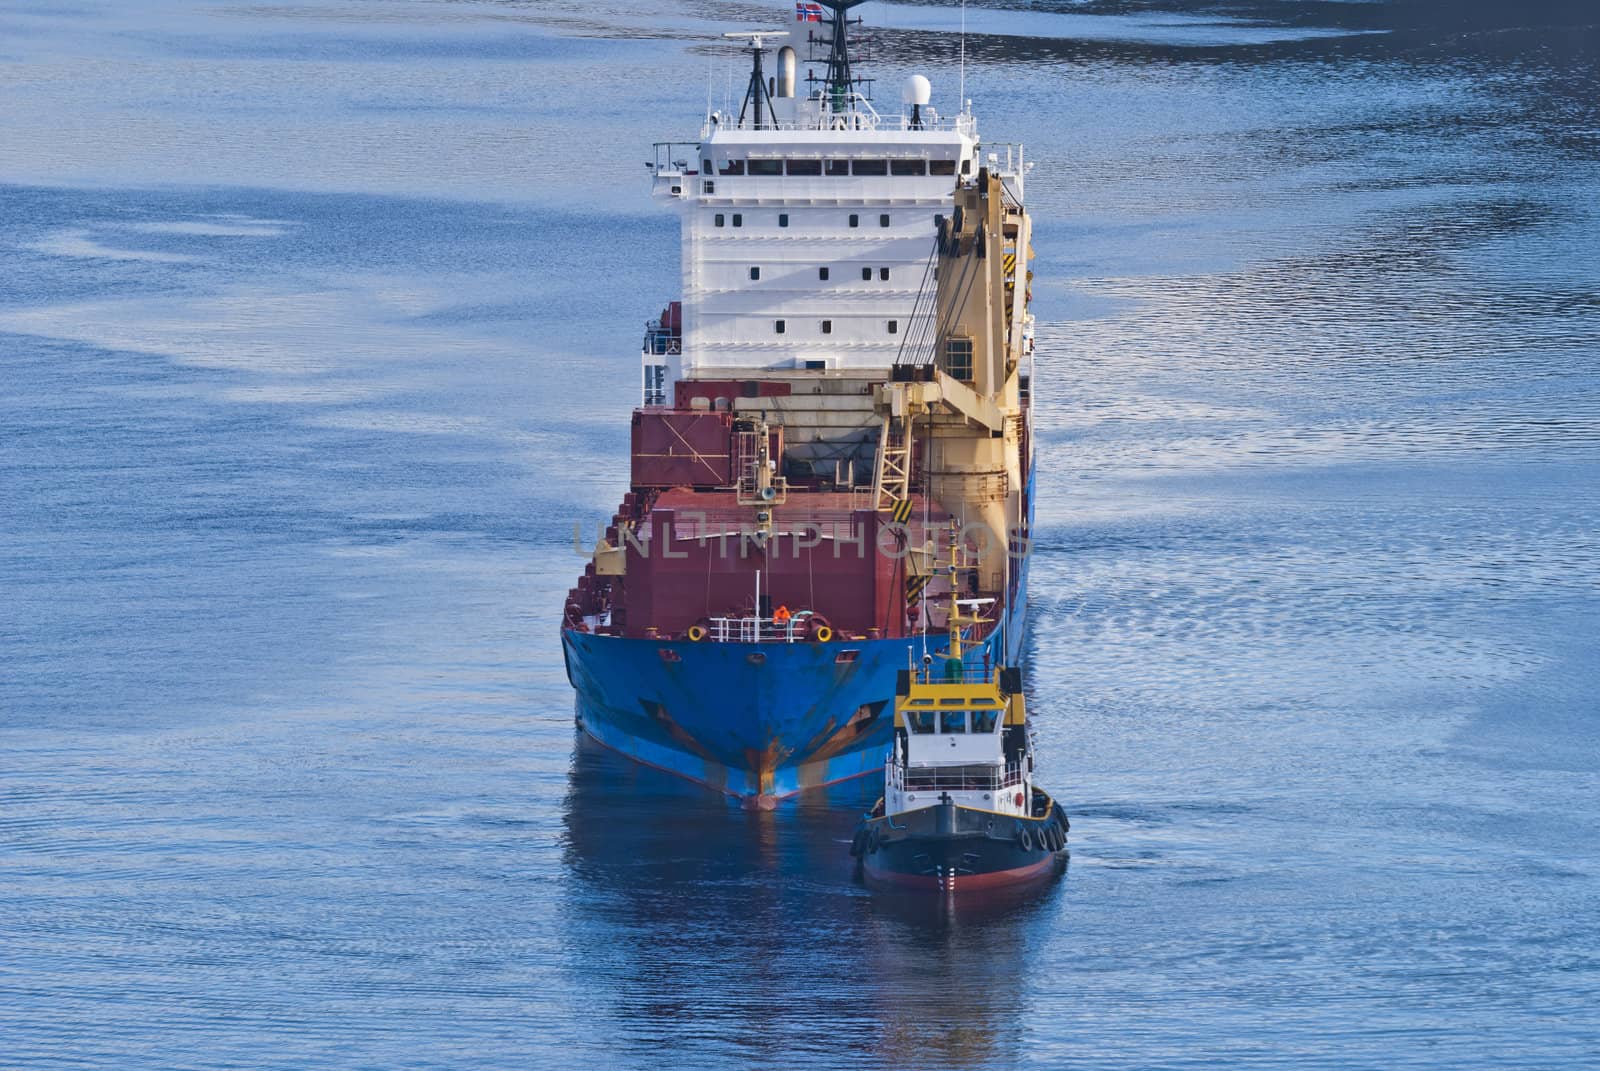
[852,538,1067,892]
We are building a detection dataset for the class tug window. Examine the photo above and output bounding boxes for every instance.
[786,159,822,176]
[940,710,967,734]
[818,267,830,281]
[748,159,783,176]
[719,159,745,176]
[972,709,999,733]
[861,267,872,281]
[890,160,927,176]
[778,213,789,227]
[848,214,860,228]
[821,320,833,334]
[732,214,743,227]
[910,710,936,734]
[930,160,957,176]
[879,267,890,281]
[825,159,850,177]
[887,320,898,335]
[749,267,760,281]
[775,320,786,334]
[714,214,725,227]
[702,159,712,173]
[853,159,888,176]
[879,213,891,227]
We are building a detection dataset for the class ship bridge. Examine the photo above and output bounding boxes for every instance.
[641,3,995,397]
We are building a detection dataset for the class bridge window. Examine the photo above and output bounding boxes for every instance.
[910,709,936,734]
[891,160,927,176]
[719,159,745,176]
[825,159,849,177]
[786,159,822,176]
[940,710,967,733]
[748,159,783,176]
[853,159,888,176]
[930,160,957,176]
[702,158,712,173]
[972,709,999,733]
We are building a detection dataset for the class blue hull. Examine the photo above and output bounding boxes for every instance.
[561,573,1028,801]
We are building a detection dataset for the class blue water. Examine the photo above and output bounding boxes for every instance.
[3,1,1598,1067]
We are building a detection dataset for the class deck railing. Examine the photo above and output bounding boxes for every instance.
[888,760,1026,793]
[706,615,817,644]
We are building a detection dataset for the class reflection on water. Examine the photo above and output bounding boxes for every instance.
[560,735,1065,1069]
[2,0,1599,1067]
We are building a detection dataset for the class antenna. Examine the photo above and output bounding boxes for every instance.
[723,30,789,129]
[805,0,870,115]
[959,0,966,111]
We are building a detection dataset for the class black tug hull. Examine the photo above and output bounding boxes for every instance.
[852,795,1068,893]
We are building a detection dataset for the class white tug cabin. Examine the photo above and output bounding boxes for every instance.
[639,3,1029,403]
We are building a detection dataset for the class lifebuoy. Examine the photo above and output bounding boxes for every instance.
[687,625,707,642]
[1018,827,1033,852]
[814,625,833,642]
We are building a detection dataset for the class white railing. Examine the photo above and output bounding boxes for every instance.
[706,614,821,644]
[887,759,1025,793]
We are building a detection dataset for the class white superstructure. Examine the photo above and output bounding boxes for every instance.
[640,9,1022,404]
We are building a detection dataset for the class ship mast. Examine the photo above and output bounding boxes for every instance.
[813,0,868,114]
[724,30,788,130]
[946,525,964,662]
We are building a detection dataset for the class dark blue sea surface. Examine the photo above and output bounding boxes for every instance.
[3,1,1598,1068]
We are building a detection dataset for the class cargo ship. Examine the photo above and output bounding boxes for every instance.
[560,0,1037,804]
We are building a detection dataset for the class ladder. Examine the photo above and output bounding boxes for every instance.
[872,415,912,513]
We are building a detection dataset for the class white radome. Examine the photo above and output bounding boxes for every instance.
[901,74,932,106]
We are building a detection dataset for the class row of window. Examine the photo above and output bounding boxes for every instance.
[908,709,1001,734]
[710,158,960,178]
[711,211,892,229]
[747,266,892,282]
[773,319,899,335]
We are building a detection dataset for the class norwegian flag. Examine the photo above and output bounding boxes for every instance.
[795,2,823,22]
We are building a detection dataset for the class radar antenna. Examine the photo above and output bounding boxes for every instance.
[723,30,788,130]
[807,0,870,115]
